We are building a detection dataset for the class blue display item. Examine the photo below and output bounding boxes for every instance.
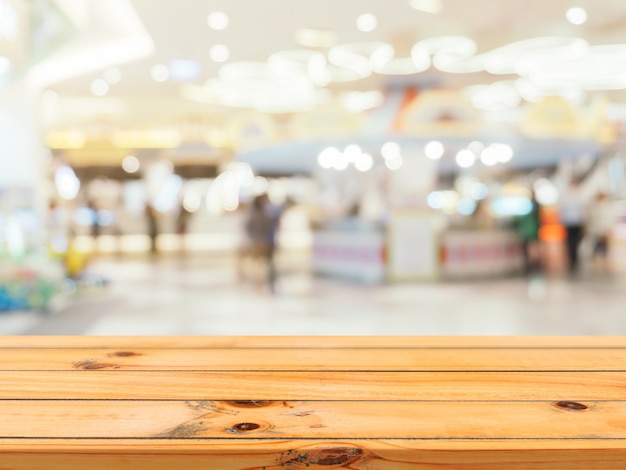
[0,278,58,312]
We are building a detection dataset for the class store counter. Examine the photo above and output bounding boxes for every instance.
[313,221,524,283]
[441,229,524,279]
[312,224,385,284]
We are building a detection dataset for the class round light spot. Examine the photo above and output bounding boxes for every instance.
[425,140,444,160]
[456,149,476,168]
[210,44,230,62]
[381,142,401,159]
[90,79,109,96]
[208,11,229,30]
[566,7,587,25]
[356,14,378,32]
[354,153,374,172]
[104,67,121,84]
[318,147,340,169]
[122,155,140,173]
[151,64,169,82]
[385,156,403,170]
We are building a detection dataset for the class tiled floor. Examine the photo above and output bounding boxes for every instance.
[9,249,626,336]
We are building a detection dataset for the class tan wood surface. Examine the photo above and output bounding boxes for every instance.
[2,335,626,348]
[0,336,625,469]
[2,347,626,371]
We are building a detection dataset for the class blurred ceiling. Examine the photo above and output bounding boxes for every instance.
[40,0,626,100]
[4,0,626,170]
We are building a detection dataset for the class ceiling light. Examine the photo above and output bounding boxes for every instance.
[371,43,429,75]
[340,90,384,113]
[354,153,374,172]
[90,78,109,96]
[456,149,476,168]
[207,11,229,30]
[514,77,585,103]
[468,141,484,155]
[268,49,327,83]
[424,140,444,159]
[495,144,514,162]
[483,37,588,75]
[169,59,201,82]
[206,62,318,112]
[151,64,169,82]
[294,28,338,48]
[55,166,81,200]
[465,82,521,111]
[318,147,339,169]
[356,14,378,32]
[122,156,140,173]
[421,36,480,73]
[332,152,350,171]
[104,67,121,84]
[210,44,230,62]
[480,146,499,166]
[219,61,269,81]
[344,145,362,161]
[480,143,514,165]
[381,142,402,159]
[408,0,442,14]
[328,43,375,79]
[385,156,403,170]
[566,7,587,25]
[523,44,626,91]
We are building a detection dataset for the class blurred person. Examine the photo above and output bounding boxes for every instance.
[145,202,160,255]
[471,198,495,230]
[558,179,586,274]
[585,191,616,269]
[87,199,100,240]
[176,204,192,252]
[515,190,542,275]
[243,194,278,293]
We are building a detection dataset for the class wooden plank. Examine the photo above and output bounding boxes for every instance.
[1,371,626,400]
[1,439,625,469]
[1,337,625,468]
[1,347,626,371]
[3,336,626,349]
[0,399,624,439]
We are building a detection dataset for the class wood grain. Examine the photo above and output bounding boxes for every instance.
[1,347,626,371]
[0,399,623,439]
[1,370,626,400]
[0,336,625,469]
[1,440,626,469]
[2,336,626,348]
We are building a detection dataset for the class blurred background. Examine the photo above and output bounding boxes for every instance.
[1,0,626,336]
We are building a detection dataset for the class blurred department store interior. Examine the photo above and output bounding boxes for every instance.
[1,0,626,336]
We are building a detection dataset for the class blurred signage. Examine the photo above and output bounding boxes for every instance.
[399,90,483,137]
[520,96,584,139]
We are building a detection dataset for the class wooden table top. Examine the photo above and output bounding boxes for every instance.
[1,336,625,469]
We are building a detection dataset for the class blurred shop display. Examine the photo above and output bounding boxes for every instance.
[0,187,62,312]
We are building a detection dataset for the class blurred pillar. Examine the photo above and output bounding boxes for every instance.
[0,79,47,247]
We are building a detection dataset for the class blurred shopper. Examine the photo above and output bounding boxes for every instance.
[244,194,278,293]
[176,204,192,252]
[145,203,160,255]
[586,191,616,269]
[516,191,542,275]
[558,179,586,274]
[87,199,100,240]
